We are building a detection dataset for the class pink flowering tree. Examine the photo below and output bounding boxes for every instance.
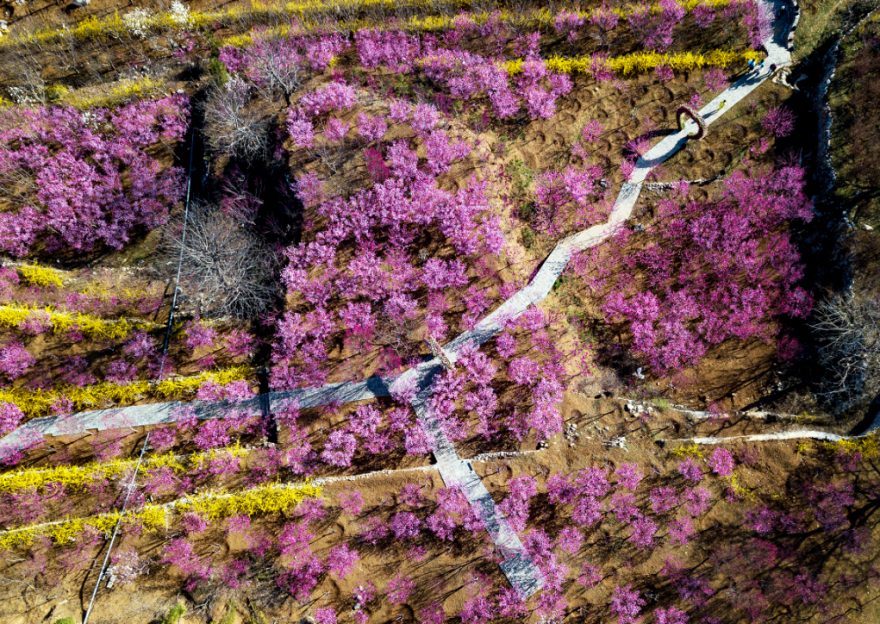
[313,607,337,624]
[708,447,735,476]
[498,474,537,532]
[389,511,422,540]
[762,106,796,138]
[616,463,644,490]
[611,584,646,624]
[357,113,387,143]
[531,165,607,237]
[554,12,585,42]
[386,573,416,604]
[0,96,189,256]
[0,342,35,380]
[338,490,364,516]
[557,526,584,554]
[677,457,703,483]
[579,562,603,589]
[327,543,360,578]
[627,0,686,51]
[650,487,679,514]
[321,430,357,467]
[571,167,813,374]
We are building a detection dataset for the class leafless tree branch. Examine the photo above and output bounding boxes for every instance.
[161,201,280,319]
[812,290,880,413]
[201,78,269,162]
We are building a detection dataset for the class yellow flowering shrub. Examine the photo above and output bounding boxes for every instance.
[725,471,751,499]
[182,482,323,519]
[506,50,764,77]
[0,481,320,549]
[0,366,253,418]
[0,445,249,494]
[825,433,879,459]
[669,442,706,458]
[18,265,64,288]
[0,305,158,339]
[61,77,167,109]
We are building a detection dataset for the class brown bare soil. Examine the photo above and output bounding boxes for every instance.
[1,1,876,623]
[4,393,874,624]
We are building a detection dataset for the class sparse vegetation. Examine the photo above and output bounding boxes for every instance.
[162,604,187,624]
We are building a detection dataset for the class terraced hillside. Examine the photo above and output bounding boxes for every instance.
[0,1,877,623]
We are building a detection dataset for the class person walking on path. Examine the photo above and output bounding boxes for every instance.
[718,100,727,111]
[748,58,755,71]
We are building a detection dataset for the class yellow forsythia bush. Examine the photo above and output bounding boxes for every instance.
[0,445,250,494]
[506,50,764,77]
[182,481,323,519]
[825,433,879,459]
[725,471,751,499]
[9,0,737,48]
[0,505,167,549]
[669,442,706,458]
[61,77,167,109]
[0,366,253,418]
[17,264,64,288]
[0,305,158,339]
[0,481,320,548]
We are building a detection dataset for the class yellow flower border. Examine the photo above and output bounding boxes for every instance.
[17,264,64,288]
[0,480,321,549]
[0,444,250,494]
[0,305,160,340]
[0,366,253,418]
[3,0,738,48]
[504,49,764,77]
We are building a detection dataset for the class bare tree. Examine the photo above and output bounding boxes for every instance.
[470,0,500,16]
[371,312,424,362]
[245,40,306,104]
[812,290,880,412]
[4,50,47,106]
[162,202,279,319]
[323,0,360,30]
[202,78,268,161]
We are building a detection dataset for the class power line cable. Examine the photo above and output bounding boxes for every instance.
[83,127,197,623]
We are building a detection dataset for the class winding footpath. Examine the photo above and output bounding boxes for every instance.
[0,0,807,597]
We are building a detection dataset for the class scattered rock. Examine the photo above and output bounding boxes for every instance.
[606,436,628,450]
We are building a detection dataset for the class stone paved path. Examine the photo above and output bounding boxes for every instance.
[663,429,856,445]
[0,0,798,597]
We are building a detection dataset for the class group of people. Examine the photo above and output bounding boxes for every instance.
[747,58,779,74]
[691,2,792,119]
[712,56,785,114]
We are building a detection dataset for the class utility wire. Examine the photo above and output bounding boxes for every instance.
[157,129,196,381]
[83,128,197,623]
[82,432,150,624]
